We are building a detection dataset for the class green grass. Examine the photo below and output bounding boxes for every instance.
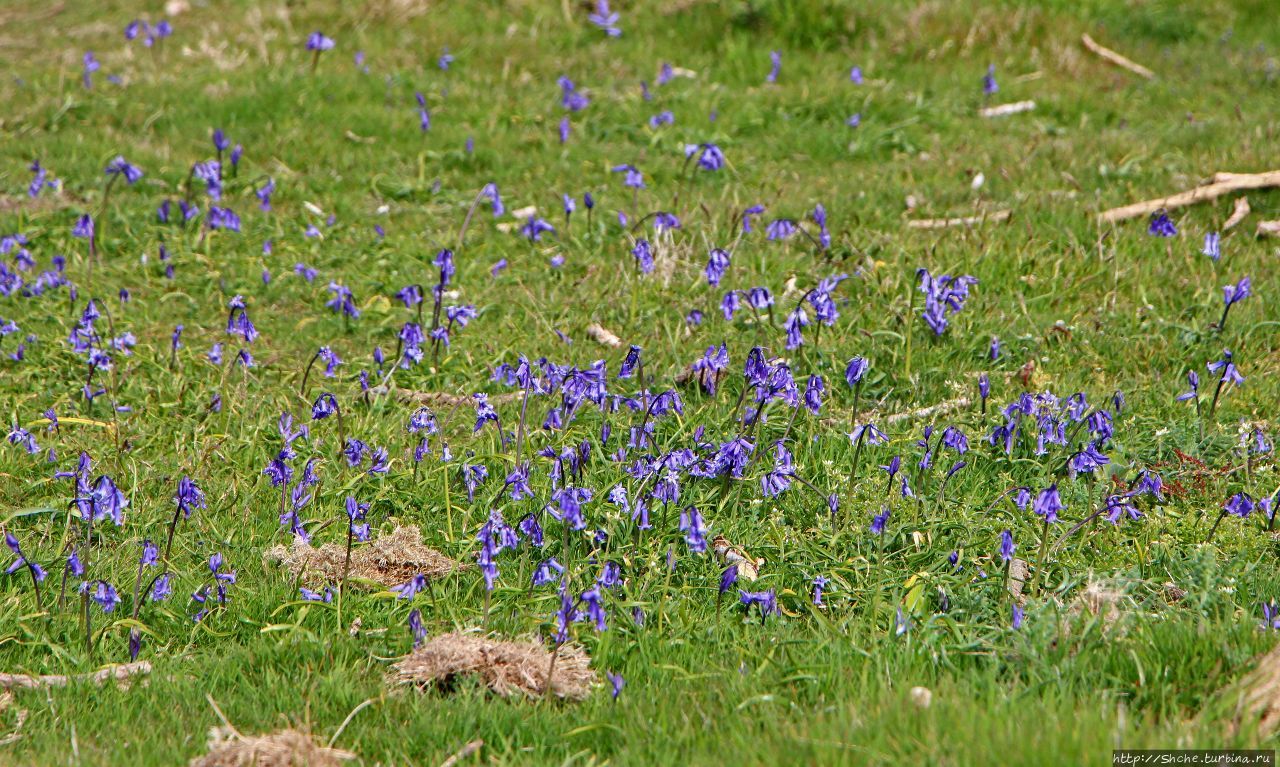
[1,0,1279,764]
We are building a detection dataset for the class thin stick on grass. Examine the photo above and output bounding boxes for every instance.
[1099,171,1280,223]
[1081,33,1155,79]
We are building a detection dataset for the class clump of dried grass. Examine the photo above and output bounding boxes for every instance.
[190,727,355,767]
[391,633,597,701]
[265,526,465,589]
[1216,642,1280,738]
[1069,580,1128,627]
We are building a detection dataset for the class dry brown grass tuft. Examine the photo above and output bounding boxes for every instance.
[265,525,466,588]
[190,727,355,767]
[1220,642,1280,738]
[391,632,597,701]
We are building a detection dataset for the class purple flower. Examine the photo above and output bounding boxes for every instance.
[1148,211,1177,237]
[533,558,564,587]
[558,76,590,112]
[1207,349,1245,387]
[306,31,335,51]
[1033,485,1063,524]
[82,52,100,89]
[1202,232,1221,260]
[845,356,869,387]
[83,580,120,613]
[804,375,825,415]
[684,143,726,171]
[812,576,829,606]
[175,475,206,519]
[740,589,779,619]
[73,214,95,240]
[408,608,427,646]
[325,282,360,318]
[1176,370,1199,402]
[678,506,708,553]
[761,442,793,497]
[520,216,555,242]
[982,64,998,95]
[105,156,143,185]
[917,269,979,336]
[998,529,1014,562]
[588,0,621,36]
[705,248,731,286]
[631,239,654,273]
[611,164,645,189]
[765,50,781,83]
[1223,276,1251,307]
[4,532,45,583]
[607,671,625,699]
[765,219,795,241]
[392,574,428,599]
[1225,492,1255,519]
[870,507,890,535]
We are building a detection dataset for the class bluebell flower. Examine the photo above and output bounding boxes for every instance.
[105,156,143,185]
[588,0,621,36]
[607,671,625,699]
[685,143,725,171]
[325,282,360,318]
[1223,276,1251,307]
[678,506,708,553]
[999,529,1015,562]
[392,574,428,599]
[845,356,869,387]
[1207,349,1245,387]
[812,576,829,606]
[740,589,779,618]
[765,50,781,83]
[1202,232,1221,260]
[983,64,998,95]
[1033,485,1063,523]
[83,580,120,613]
[306,31,335,51]
[765,219,796,240]
[804,375,825,415]
[611,164,645,189]
[558,76,590,111]
[1148,211,1177,237]
[520,215,555,242]
[1225,492,1255,518]
[870,507,890,535]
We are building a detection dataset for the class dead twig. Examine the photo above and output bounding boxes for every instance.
[1223,197,1250,231]
[1081,33,1155,79]
[584,323,622,348]
[0,662,151,690]
[978,100,1036,118]
[1099,170,1280,224]
[907,210,1011,230]
[439,739,484,767]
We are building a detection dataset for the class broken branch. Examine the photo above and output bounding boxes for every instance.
[1099,171,1280,224]
[1081,33,1155,79]
[0,662,151,690]
[907,210,1011,230]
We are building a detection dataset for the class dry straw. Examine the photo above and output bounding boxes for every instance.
[391,632,597,701]
[266,525,465,588]
[189,727,356,767]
